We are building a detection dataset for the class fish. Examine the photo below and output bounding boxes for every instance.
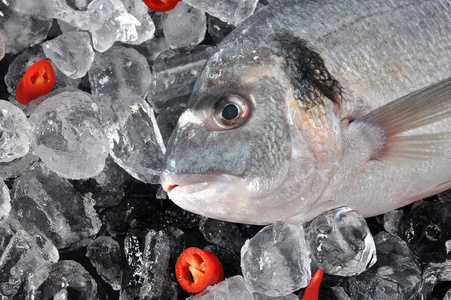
[160,0,451,225]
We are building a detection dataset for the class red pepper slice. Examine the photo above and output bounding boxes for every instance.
[141,0,182,12]
[301,269,324,300]
[15,60,55,105]
[175,247,224,294]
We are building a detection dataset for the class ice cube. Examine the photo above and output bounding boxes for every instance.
[252,292,299,299]
[6,0,56,20]
[204,245,241,279]
[0,180,11,221]
[86,236,123,290]
[345,232,421,299]
[0,39,4,61]
[0,100,33,163]
[42,31,94,79]
[29,89,109,179]
[199,217,248,253]
[207,15,235,44]
[105,95,165,184]
[10,162,102,249]
[162,2,207,49]
[147,45,215,112]
[51,0,91,30]
[383,209,404,236]
[401,199,451,264]
[241,220,311,297]
[88,46,152,99]
[417,261,451,300]
[121,228,184,299]
[189,275,253,300]
[0,217,59,298]
[87,0,140,52]
[156,104,186,145]
[27,260,98,299]
[72,155,133,208]
[438,188,451,203]
[122,0,156,45]
[183,0,258,26]
[0,152,39,180]
[304,207,377,276]
[162,200,202,229]
[0,4,53,54]
[132,11,170,62]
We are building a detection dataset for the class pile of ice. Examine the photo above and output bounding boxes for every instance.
[1,0,451,299]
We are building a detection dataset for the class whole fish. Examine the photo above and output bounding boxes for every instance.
[160,0,451,225]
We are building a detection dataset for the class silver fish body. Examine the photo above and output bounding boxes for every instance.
[161,0,451,225]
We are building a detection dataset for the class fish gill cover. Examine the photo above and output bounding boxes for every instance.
[0,0,450,299]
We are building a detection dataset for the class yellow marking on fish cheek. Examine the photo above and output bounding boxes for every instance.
[240,66,275,84]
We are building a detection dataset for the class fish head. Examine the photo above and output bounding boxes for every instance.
[161,44,343,225]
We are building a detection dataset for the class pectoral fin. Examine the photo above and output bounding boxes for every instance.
[356,78,451,163]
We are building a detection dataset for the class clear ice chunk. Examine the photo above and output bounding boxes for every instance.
[10,162,102,249]
[253,292,300,300]
[346,232,421,299]
[27,260,98,299]
[162,2,206,49]
[121,228,184,299]
[241,220,311,297]
[72,155,133,208]
[401,200,451,264]
[29,89,110,179]
[156,104,187,146]
[105,95,165,184]
[189,276,253,300]
[6,0,56,20]
[199,217,248,253]
[0,100,33,162]
[183,0,258,26]
[0,180,11,221]
[383,209,404,236]
[304,207,377,276]
[417,261,451,300]
[122,0,156,45]
[0,153,39,180]
[147,45,215,112]
[51,0,91,30]
[0,3,52,54]
[132,11,170,62]
[88,46,152,99]
[42,31,95,79]
[88,0,141,52]
[0,217,59,298]
[86,236,123,290]
[207,15,235,44]
[0,40,4,61]
[0,4,53,54]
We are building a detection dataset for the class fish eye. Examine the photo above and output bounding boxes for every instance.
[213,94,249,128]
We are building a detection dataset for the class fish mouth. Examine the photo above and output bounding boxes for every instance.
[160,171,242,195]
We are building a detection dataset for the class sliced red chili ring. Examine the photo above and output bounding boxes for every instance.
[15,60,55,105]
[175,247,224,294]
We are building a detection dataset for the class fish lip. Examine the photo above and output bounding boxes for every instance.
[160,171,241,194]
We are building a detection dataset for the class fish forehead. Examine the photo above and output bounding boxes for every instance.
[201,45,285,89]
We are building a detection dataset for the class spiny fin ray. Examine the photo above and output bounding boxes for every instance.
[357,78,451,162]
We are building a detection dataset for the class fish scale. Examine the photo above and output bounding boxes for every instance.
[162,0,451,225]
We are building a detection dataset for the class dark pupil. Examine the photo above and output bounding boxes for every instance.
[222,104,239,120]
